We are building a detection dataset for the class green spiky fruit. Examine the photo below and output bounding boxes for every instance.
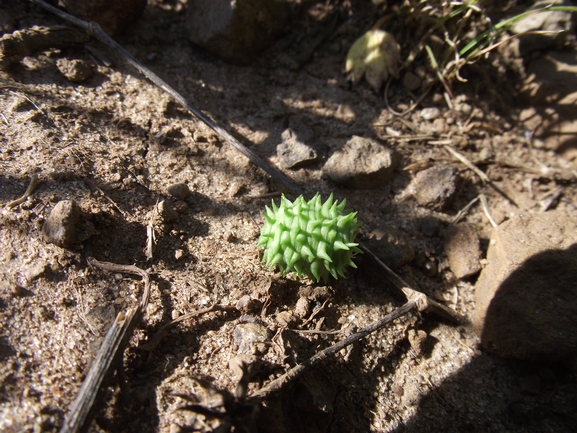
[258,193,362,282]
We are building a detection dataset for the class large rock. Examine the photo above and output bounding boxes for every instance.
[475,210,577,360]
[186,0,289,65]
[322,136,400,189]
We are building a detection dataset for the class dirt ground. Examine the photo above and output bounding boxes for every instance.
[1,1,576,432]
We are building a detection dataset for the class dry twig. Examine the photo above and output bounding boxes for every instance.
[6,173,39,209]
[59,258,151,433]
[251,297,420,399]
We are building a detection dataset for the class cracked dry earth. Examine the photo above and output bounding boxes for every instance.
[1,2,577,433]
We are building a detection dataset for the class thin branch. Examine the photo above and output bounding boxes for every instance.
[6,173,39,209]
[443,144,519,207]
[251,298,419,399]
[59,258,151,433]
[479,194,498,227]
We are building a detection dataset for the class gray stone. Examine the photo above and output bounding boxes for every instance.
[42,200,81,247]
[444,224,482,279]
[322,136,400,189]
[277,124,318,169]
[233,322,271,355]
[186,0,289,65]
[475,210,577,361]
[364,226,415,269]
[408,164,456,210]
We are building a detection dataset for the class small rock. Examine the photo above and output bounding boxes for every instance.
[174,249,184,260]
[24,261,50,282]
[475,210,577,360]
[403,71,421,91]
[186,0,289,65]
[172,200,189,213]
[408,164,457,210]
[277,121,318,169]
[407,329,428,356]
[323,136,400,189]
[167,183,191,200]
[432,117,447,134]
[56,58,92,83]
[276,310,298,327]
[61,0,147,35]
[294,297,310,319]
[364,226,415,269]
[157,200,178,223]
[444,224,482,279]
[235,295,261,314]
[42,200,81,247]
[233,322,271,355]
[420,107,441,120]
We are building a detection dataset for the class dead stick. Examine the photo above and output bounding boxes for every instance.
[59,258,151,433]
[6,173,38,209]
[251,298,418,399]
[443,144,519,207]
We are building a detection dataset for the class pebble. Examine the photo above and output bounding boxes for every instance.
[276,127,318,169]
[56,58,92,83]
[167,183,191,200]
[420,107,441,120]
[294,297,310,319]
[42,200,81,247]
[444,224,482,279]
[233,322,271,355]
[408,164,457,210]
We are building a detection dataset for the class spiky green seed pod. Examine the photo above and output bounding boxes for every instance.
[258,193,362,282]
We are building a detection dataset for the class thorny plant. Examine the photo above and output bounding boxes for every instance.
[394,0,577,94]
